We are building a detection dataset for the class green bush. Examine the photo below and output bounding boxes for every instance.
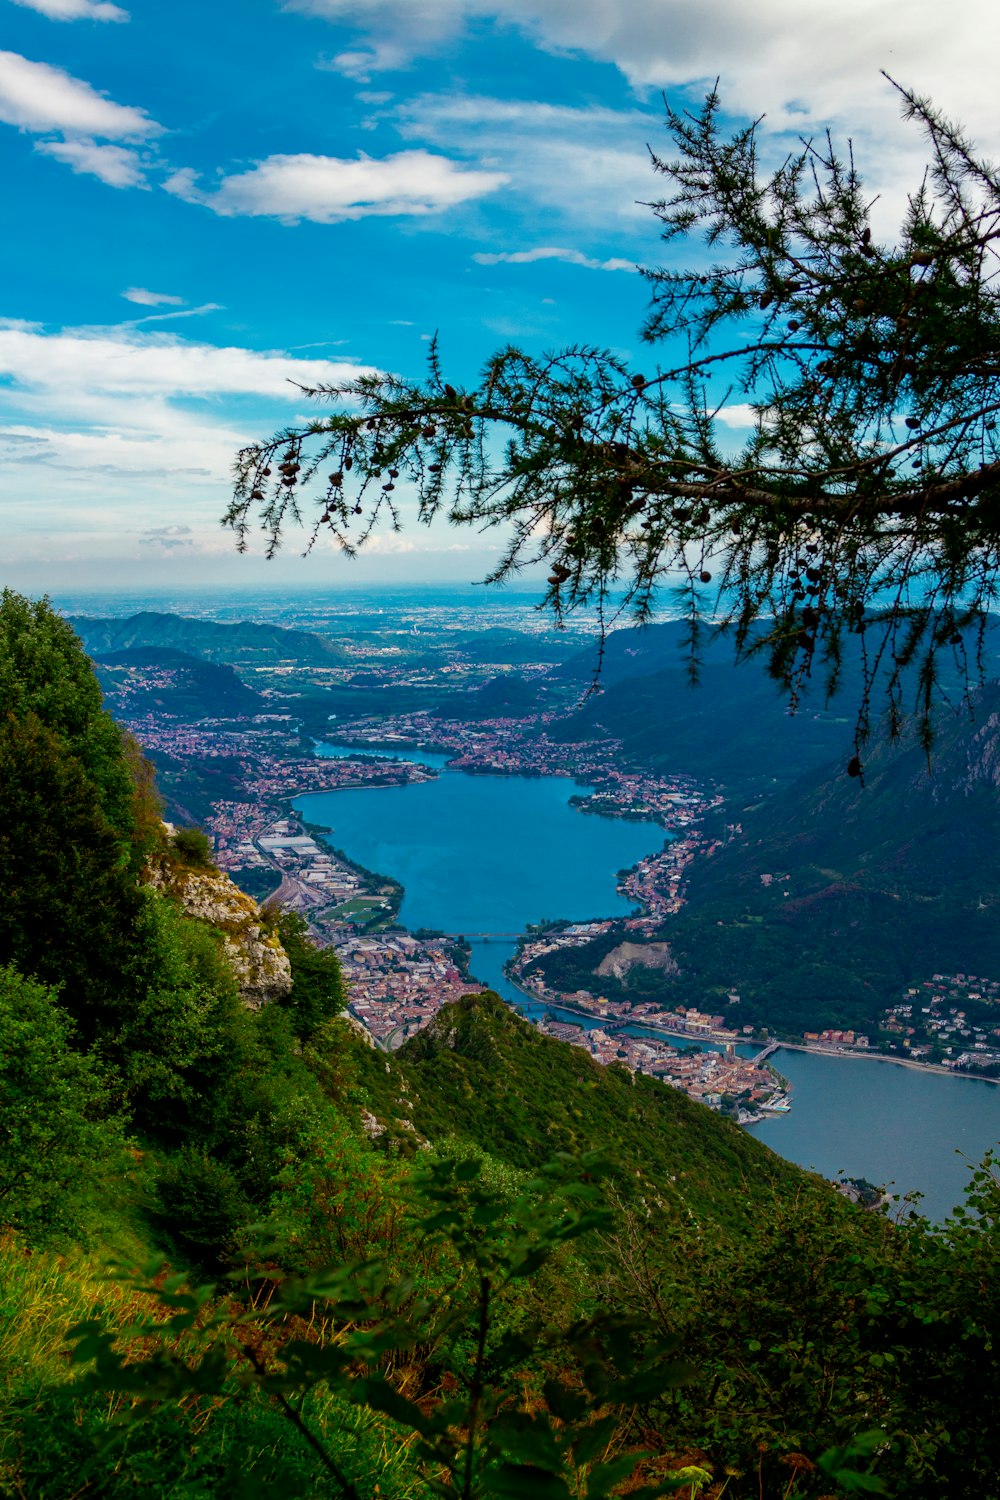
[277,910,345,1039]
[170,825,214,867]
[155,1148,254,1273]
[0,965,128,1244]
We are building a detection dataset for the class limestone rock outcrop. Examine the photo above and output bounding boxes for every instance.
[147,856,292,1008]
[595,940,678,982]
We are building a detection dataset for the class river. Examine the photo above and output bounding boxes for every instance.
[298,743,1000,1220]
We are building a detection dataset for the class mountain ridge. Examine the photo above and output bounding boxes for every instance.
[69,610,347,667]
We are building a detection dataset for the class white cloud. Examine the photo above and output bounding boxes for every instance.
[474,247,638,272]
[396,94,658,229]
[0,325,376,511]
[0,324,369,399]
[165,149,507,223]
[0,49,159,137]
[34,137,146,186]
[0,320,508,585]
[122,288,185,307]
[287,0,462,59]
[288,1,1000,175]
[321,44,408,82]
[714,403,758,429]
[9,0,128,19]
[120,303,223,327]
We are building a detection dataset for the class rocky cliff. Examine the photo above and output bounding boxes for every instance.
[147,854,292,1008]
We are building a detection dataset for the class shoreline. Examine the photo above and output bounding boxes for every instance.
[772,1039,1000,1086]
[496,965,744,1051]
[296,745,1000,1093]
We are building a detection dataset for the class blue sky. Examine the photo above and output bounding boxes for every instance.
[1,0,995,593]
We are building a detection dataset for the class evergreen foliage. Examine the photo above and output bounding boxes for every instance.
[170,824,214,867]
[0,709,145,1034]
[277,908,347,1038]
[0,966,128,1243]
[0,590,138,847]
[230,90,1000,754]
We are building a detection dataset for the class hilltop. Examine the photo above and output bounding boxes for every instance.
[353,990,808,1234]
[69,609,347,668]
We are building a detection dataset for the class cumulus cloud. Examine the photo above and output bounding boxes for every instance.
[289,1,1000,174]
[122,288,185,307]
[714,403,758,429]
[9,0,128,18]
[0,49,159,137]
[34,138,146,186]
[164,149,507,223]
[474,247,638,272]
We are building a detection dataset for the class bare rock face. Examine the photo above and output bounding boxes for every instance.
[595,940,679,982]
[147,857,292,1008]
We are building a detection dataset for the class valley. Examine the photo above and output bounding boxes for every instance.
[62,589,1000,1213]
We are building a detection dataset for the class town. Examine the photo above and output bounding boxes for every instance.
[99,648,1000,1109]
[877,975,1000,1074]
[93,640,1000,1110]
[101,655,796,1111]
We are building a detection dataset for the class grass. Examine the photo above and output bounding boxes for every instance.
[0,1227,429,1498]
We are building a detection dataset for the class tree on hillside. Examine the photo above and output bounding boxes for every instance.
[230,83,1000,765]
[0,965,127,1242]
[0,591,141,849]
[0,712,145,1034]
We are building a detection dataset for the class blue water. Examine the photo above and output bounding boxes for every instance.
[297,764,662,934]
[312,740,454,770]
[751,1048,1000,1220]
[298,747,1000,1219]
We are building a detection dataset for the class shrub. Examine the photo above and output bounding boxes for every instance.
[170,826,214,867]
[0,965,128,1243]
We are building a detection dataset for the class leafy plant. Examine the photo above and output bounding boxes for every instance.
[0,965,129,1243]
[72,1154,696,1498]
[170,825,215,868]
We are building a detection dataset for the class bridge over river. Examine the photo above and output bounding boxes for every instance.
[451,932,523,940]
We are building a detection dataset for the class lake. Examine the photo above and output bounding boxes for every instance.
[299,752,663,933]
[297,746,1000,1220]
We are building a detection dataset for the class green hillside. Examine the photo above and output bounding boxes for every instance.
[3,590,1000,1499]
[355,991,806,1234]
[530,674,1000,1038]
[545,618,1000,791]
[93,646,266,720]
[663,681,1000,1035]
[69,609,347,667]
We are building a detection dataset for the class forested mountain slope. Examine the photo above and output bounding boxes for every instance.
[69,609,346,667]
[353,990,808,1234]
[547,617,1000,789]
[662,682,1000,1033]
[3,589,1000,1498]
[93,646,266,720]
